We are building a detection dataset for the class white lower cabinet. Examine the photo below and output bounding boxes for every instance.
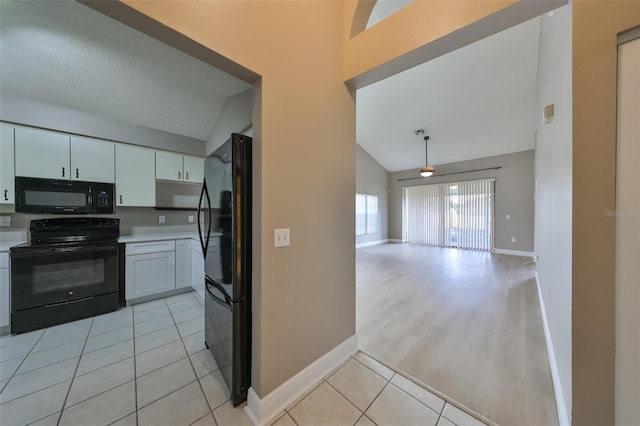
[191,239,205,300]
[1,252,10,332]
[175,239,192,289]
[125,238,202,303]
[125,241,176,301]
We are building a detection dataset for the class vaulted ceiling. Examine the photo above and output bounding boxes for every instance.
[356,14,541,172]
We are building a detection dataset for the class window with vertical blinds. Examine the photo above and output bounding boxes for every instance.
[402,179,494,251]
[356,193,379,236]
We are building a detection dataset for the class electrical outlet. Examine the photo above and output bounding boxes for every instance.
[506,214,511,220]
[187,215,194,223]
[511,237,517,243]
[159,215,166,224]
[274,228,290,248]
[0,216,10,227]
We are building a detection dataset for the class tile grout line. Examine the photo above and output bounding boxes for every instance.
[55,317,95,426]
[132,301,142,426]
[1,294,216,426]
[284,379,326,416]
[166,296,220,421]
[0,329,47,393]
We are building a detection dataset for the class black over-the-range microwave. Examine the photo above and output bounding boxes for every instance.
[15,176,115,214]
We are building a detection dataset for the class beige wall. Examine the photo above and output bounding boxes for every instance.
[573,2,640,425]
[356,144,389,245]
[389,150,535,252]
[88,1,639,420]
[117,0,356,397]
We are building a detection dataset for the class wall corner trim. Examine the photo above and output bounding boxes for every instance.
[493,248,534,257]
[245,334,359,425]
[535,271,570,426]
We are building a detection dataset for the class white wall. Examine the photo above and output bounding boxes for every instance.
[615,34,640,426]
[534,5,572,425]
[206,89,252,155]
[356,144,389,246]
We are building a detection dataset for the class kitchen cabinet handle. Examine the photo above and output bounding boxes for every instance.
[76,168,79,178]
[178,171,181,180]
[3,189,7,201]
[119,195,123,204]
[62,167,65,177]
[186,172,189,180]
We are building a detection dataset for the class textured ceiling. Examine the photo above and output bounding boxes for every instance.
[357,15,541,172]
[0,0,251,141]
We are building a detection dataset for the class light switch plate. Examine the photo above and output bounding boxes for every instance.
[274,228,290,248]
[159,215,166,224]
[0,216,10,227]
[188,215,194,223]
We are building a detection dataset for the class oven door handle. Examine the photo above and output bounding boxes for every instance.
[10,244,117,257]
[45,296,94,308]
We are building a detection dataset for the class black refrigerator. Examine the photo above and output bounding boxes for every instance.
[198,133,252,406]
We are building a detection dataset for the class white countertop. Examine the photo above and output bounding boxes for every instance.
[0,241,26,252]
[118,232,201,244]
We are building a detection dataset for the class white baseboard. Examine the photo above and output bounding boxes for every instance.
[535,271,570,426]
[245,334,358,426]
[356,239,389,248]
[493,248,534,257]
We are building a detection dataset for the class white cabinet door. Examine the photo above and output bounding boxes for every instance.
[115,144,155,207]
[71,136,115,183]
[0,124,15,204]
[191,239,205,300]
[125,250,176,300]
[175,239,192,289]
[156,151,183,182]
[1,253,9,330]
[15,127,70,179]
[183,155,204,183]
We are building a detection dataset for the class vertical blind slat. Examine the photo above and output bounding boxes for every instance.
[402,179,494,251]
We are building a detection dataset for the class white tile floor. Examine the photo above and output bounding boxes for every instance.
[0,291,487,426]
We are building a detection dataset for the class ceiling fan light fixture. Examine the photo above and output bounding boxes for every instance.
[419,134,435,177]
[420,166,434,177]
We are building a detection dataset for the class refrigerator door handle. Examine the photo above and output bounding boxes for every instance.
[205,275,232,306]
[197,180,212,258]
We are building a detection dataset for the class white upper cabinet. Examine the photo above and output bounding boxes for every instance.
[156,151,183,182]
[70,136,115,183]
[183,155,204,183]
[0,124,15,204]
[115,144,155,207]
[156,151,204,183]
[15,127,70,180]
[15,128,116,183]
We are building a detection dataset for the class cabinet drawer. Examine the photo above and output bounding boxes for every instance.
[126,240,175,255]
[0,252,8,269]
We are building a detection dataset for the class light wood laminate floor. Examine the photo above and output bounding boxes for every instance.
[356,243,557,426]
